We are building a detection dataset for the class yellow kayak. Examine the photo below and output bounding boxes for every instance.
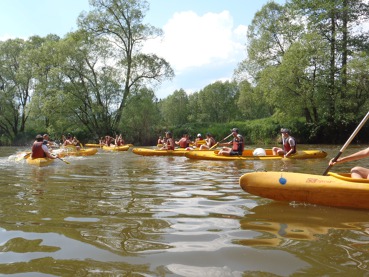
[26,157,55,167]
[132,147,194,156]
[239,171,369,209]
[84,143,102,148]
[56,147,98,157]
[85,143,133,148]
[185,149,327,160]
[102,145,130,151]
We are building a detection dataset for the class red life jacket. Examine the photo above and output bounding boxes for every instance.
[178,138,189,148]
[283,137,296,153]
[31,141,46,158]
[232,135,244,153]
[167,138,175,150]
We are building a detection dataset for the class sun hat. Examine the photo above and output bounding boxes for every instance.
[197,133,202,137]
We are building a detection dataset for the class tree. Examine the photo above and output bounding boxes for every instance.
[78,0,174,131]
[290,0,369,123]
[237,80,271,120]
[197,81,239,123]
[120,88,160,145]
[0,38,37,141]
[159,89,189,126]
[237,2,303,81]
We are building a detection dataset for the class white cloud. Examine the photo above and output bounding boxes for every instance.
[143,10,247,74]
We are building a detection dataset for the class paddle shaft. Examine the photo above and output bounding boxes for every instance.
[56,156,70,164]
[323,111,369,175]
[209,133,233,150]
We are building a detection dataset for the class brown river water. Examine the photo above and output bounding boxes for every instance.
[1,145,369,276]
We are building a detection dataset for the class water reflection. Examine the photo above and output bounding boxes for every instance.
[236,201,369,275]
[237,202,369,247]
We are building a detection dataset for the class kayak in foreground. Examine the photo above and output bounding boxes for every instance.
[102,145,130,151]
[185,149,327,160]
[239,171,369,209]
[26,157,55,167]
[132,147,198,156]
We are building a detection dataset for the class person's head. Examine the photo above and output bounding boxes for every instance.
[231,128,239,135]
[166,131,172,138]
[43,134,49,140]
[197,133,202,139]
[35,134,43,142]
[280,128,291,136]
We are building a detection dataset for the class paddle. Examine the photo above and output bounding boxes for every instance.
[209,133,233,150]
[15,152,31,161]
[56,156,70,164]
[323,111,369,175]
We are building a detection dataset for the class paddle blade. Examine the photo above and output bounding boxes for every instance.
[15,152,31,161]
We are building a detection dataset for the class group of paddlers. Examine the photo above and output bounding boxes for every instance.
[157,127,298,157]
[99,134,125,147]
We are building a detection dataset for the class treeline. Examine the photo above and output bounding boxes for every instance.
[1,0,369,146]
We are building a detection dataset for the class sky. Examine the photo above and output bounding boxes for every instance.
[0,0,286,99]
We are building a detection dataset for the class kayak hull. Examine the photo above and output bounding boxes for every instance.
[239,171,369,209]
[86,143,133,148]
[185,149,327,160]
[56,148,98,157]
[132,147,192,156]
[26,157,55,167]
[85,143,101,148]
[102,145,130,151]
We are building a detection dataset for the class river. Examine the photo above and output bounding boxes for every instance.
[1,145,369,276]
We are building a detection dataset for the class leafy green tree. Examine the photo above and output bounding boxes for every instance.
[0,38,38,141]
[237,80,271,120]
[290,0,369,124]
[197,81,239,123]
[78,0,174,131]
[28,31,121,138]
[159,89,189,126]
[236,2,303,80]
[187,92,201,123]
[120,88,160,145]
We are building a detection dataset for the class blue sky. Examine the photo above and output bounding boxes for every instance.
[0,0,286,99]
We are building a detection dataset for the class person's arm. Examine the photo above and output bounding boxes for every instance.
[219,140,232,147]
[330,147,369,165]
[42,145,57,159]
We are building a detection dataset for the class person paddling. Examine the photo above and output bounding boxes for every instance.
[329,148,369,179]
[217,128,244,156]
[31,134,58,160]
[161,131,175,150]
[200,133,216,150]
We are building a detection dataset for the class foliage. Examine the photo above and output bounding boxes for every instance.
[119,88,161,145]
[1,0,369,146]
[78,0,174,130]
